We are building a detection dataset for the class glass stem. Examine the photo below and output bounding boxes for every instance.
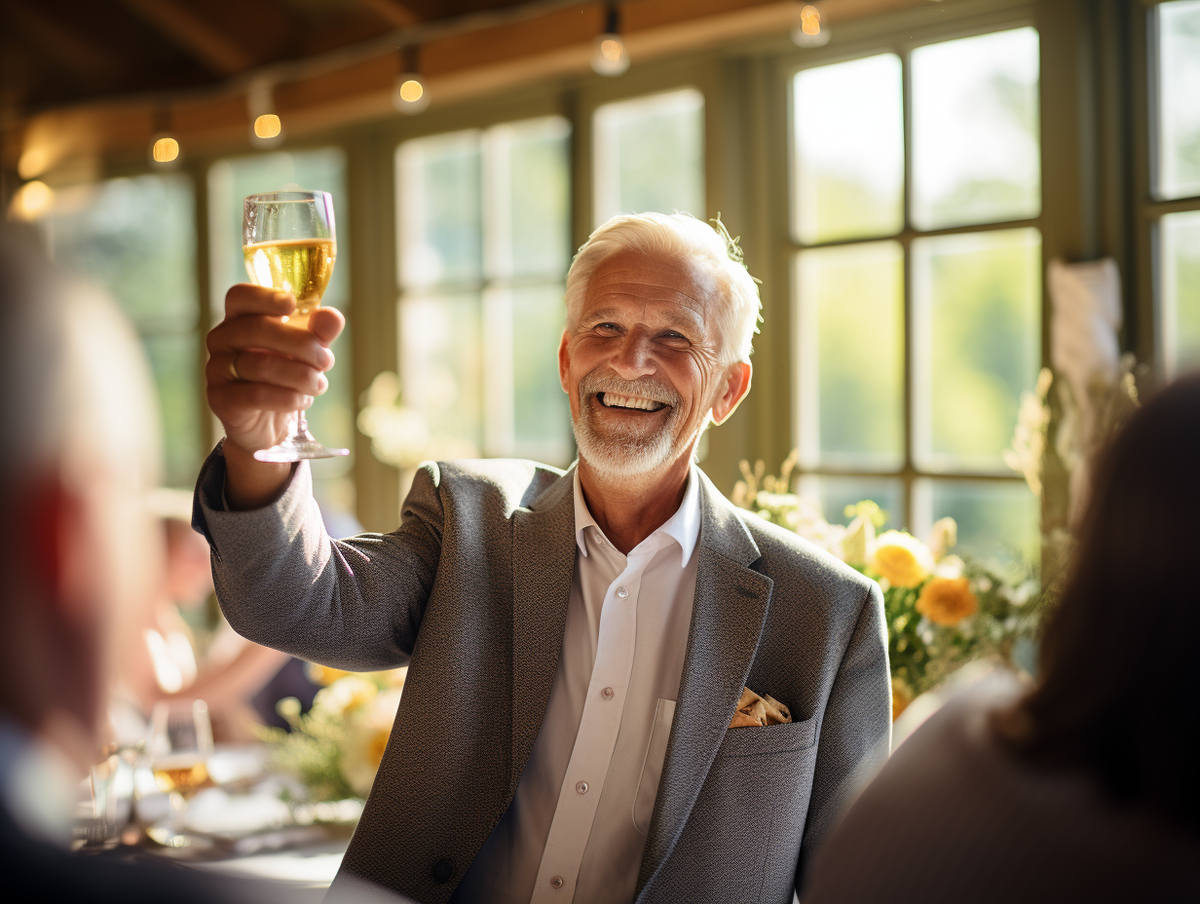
[294,408,309,439]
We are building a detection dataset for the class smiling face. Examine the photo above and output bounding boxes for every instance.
[559,249,751,481]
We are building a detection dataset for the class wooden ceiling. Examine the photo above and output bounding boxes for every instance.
[0,0,551,114]
[0,0,927,185]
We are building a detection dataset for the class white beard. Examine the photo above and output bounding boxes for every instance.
[572,373,690,480]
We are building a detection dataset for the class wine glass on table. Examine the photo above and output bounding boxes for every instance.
[243,190,348,462]
[147,699,214,848]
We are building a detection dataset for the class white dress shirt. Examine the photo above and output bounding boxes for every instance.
[454,466,701,904]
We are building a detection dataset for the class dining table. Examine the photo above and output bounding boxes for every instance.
[79,743,358,902]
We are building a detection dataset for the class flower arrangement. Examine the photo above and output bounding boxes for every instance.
[732,453,1045,719]
[256,664,407,801]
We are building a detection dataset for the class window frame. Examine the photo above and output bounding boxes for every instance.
[780,12,1045,544]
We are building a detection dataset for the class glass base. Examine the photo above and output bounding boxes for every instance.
[254,432,350,463]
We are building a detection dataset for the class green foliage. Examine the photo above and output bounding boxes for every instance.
[254,700,355,804]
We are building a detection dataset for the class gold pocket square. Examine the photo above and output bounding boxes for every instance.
[729,686,792,728]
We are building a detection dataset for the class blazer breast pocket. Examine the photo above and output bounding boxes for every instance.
[719,715,817,759]
[633,697,676,835]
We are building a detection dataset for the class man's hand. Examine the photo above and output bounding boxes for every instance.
[206,284,344,509]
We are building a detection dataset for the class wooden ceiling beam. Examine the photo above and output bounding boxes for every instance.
[351,0,420,29]
[116,0,255,75]
[3,3,124,81]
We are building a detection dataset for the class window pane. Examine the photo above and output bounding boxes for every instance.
[911,28,1040,230]
[510,284,571,465]
[798,475,905,533]
[913,228,1041,471]
[594,88,705,224]
[915,478,1039,572]
[792,54,903,244]
[43,174,201,488]
[1162,210,1200,374]
[487,118,571,279]
[397,131,482,288]
[208,148,354,477]
[47,175,197,327]
[399,294,483,455]
[1159,0,1200,199]
[141,335,201,489]
[209,148,350,312]
[796,241,904,469]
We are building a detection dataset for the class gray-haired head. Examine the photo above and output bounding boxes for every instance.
[0,224,160,492]
[563,212,762,365]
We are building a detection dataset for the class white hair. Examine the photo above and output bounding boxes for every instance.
[563,212,762,364]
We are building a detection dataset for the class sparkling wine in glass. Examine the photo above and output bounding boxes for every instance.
[147,699,214,848]
[243,190,348,462]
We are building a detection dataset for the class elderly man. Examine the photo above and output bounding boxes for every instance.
[0,226,281,902]
[197,213,890,904]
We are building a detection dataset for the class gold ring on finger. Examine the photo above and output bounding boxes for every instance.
[229,351,244,381]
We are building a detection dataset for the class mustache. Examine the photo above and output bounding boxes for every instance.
[579,373,680,407]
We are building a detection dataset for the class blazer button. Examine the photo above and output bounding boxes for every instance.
[432,858,455,883]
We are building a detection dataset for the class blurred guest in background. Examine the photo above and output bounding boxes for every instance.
[801,373,1200,903]
[0,224,270,901]
[111,493,292,744]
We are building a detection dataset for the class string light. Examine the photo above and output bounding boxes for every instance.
[393,45,430,115]
[792,4,831,48]
[248,79,284,145]
[592,3,629,77]
[148,107,181,165]
[9,180,54,221]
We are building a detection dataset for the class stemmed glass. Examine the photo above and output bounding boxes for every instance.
[146,699,214,848]
[243,190,348,461]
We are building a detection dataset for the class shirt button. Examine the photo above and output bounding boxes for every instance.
[616,586,628,599]
[576,780,589,794]
[551,876,564,889]
[601,687,614,700]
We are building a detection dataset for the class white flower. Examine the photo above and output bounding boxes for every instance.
[341,687,403,798]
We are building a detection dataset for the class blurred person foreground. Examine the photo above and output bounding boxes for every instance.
[801,373,1200,903]
[0,223,284,902]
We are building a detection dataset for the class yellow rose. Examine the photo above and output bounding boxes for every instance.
[915,576,978,626]
[870,531,932,588]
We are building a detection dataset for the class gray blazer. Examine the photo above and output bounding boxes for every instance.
[194,447,890,904]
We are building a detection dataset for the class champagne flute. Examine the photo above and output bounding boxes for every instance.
[147,699,213,848]
[243,190,348,461]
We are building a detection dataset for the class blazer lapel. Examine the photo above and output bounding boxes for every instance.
[636,469,773,896]
[509,468,577,793]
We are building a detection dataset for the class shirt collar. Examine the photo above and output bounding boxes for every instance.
[572,464,702,568]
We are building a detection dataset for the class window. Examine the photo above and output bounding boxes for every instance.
[790,27,1042,567]
[43,174,201,489]
[208,148,356,515]
[396,116,572,466]
[593,87,706,224]
[1154,0,1200,376]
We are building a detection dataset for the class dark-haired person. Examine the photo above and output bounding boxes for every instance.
[800,374,1200,903]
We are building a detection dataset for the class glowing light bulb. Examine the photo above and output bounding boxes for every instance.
[592,33,629,76]
[393,74,430,114]
[254,114,282,140]
[17,146,48,180]
[792,4,831,47]
[801,5,820,34]
[151,136,180,164]
[9,180,54,221]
